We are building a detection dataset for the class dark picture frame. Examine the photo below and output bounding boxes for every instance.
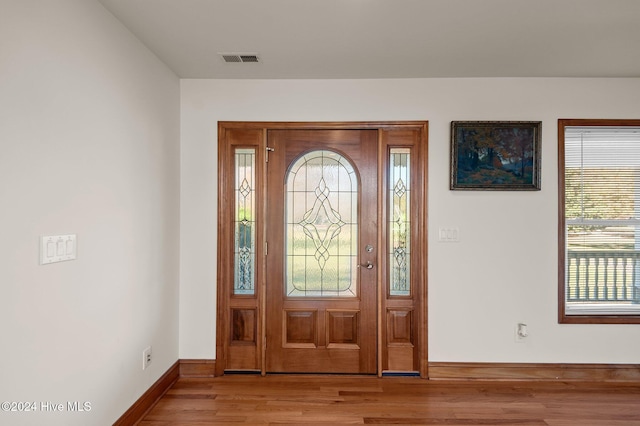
[450,121,541,190]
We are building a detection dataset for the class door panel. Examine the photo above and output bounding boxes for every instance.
[265,129,377,373]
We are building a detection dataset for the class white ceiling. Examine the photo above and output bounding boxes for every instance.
[97,0,640,79]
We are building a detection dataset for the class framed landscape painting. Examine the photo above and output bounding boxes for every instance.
[450,121,541,190]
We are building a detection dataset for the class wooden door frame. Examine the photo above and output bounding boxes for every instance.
[216,121,429,377]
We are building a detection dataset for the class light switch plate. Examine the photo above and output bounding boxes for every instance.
[40,234,77,264]
[438,227,460,242]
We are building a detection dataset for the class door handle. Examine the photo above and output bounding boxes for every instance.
[358,261,374,269]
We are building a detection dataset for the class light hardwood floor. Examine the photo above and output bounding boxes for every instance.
[139,375,640,425]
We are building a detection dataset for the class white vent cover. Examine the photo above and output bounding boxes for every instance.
[219,53,261,63]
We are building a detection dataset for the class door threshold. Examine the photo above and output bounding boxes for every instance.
[381,371,420,377]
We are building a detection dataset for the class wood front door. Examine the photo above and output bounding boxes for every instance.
[217,121,428,377]
[265,129,378,373]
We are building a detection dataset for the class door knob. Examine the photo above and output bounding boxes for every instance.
[358,261,374,269]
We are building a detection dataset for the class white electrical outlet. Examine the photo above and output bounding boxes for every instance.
[515,323,528,343]
[143,346,152,370]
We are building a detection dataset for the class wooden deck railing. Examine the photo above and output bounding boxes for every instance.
[567,250,640,302]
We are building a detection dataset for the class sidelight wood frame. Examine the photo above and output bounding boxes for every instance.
[216,121,429,377]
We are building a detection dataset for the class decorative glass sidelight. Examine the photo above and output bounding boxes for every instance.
[234,148,256,295]
[389,148,411,296]
[286,150,358,297]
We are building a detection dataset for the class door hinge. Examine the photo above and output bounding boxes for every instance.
[266,147,274,162]
[265,241,268,255]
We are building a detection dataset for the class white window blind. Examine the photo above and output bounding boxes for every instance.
[564,126,640,315]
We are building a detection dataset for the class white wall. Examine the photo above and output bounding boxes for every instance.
[0,1,180,425]
[181,78,640,363]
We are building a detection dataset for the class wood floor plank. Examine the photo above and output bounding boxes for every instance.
[137,375,640,425]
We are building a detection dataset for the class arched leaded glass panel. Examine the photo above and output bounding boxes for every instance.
[286,150,358,297]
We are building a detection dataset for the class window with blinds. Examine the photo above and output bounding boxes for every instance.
[560,120,640,323]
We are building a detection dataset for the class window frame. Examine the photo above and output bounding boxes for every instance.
[558,118,640,324]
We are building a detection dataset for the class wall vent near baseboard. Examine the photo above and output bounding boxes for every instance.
[219,53,261,63]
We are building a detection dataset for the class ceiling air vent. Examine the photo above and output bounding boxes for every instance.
[219,53,261,63]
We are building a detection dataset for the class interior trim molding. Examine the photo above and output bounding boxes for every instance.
[113,360,180,426]
[180,359,217,377]
[428,362,640,382]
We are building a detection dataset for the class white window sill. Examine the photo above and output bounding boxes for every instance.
[566,303,640,316]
